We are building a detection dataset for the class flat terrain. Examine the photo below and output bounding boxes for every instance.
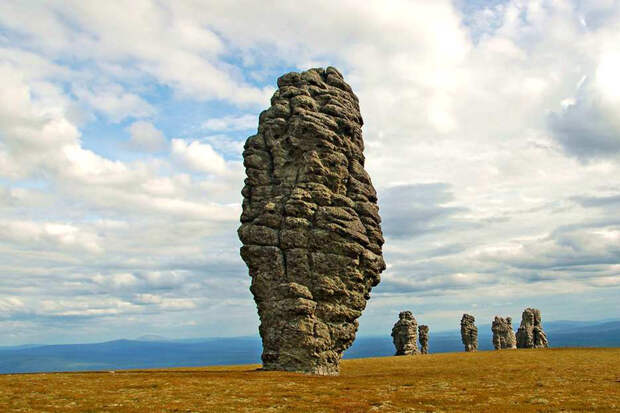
[0,348,618,412]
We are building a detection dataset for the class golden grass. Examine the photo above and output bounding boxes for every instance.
[1,348,618,412]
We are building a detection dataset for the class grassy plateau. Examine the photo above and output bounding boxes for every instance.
[1,347,618,412]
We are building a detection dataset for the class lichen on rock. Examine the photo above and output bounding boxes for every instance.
[239,67,385,375]
[516,308,549,349]
[461,314,478,352]
[392,311,419,355]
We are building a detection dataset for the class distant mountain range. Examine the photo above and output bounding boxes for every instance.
[1,320,618,374]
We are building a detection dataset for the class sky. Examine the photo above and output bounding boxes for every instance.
[0,0,619,345]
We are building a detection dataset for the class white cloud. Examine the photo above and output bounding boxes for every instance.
[171,139,227,175]
[0,297,25,313]
[201,134,245,158]
[92,272,139,289]
[0,64,79,179]
[61,145,130,184]
[0,220,102,254]
[0,0,273,106]
[202,114,257,131]
[159,298,197,310]
[134,293,163,304]
[73,83,155,123]
[595,52,620,103]
[127,120,166,152]
[39,298,142,317]
[0,0,619,344]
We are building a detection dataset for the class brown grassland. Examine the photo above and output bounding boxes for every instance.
[0,347,618,412]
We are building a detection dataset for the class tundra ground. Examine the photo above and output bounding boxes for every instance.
[1,347,618,412]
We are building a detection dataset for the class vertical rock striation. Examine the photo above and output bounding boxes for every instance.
[239,67,385,375]
[491,316,517,350]
[391,311,418,355]
[461,314,478,352]
[418,325,429,354]
[516,308,549,349]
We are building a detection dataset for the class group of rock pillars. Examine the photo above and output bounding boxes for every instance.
[391,307,548,356]
[391,311,429,355]
[459,308,549,353]
[239,67,548,376]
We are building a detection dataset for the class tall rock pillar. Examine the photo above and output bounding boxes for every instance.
[418,325,429,354]
[239,67,385,375]
[516,308,549,349]
[460,314,478,352]
[492,316,517,349]
[391,311,419,355]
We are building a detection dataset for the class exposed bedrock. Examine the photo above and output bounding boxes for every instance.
[391,311,418,356]
[239,67,385,375]
[491,316,517,350]
[516,308,549,349]
[460,314,478,352]
[418,325,429,355]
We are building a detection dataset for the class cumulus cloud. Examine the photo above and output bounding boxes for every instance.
[0,220,102,254]
[202,114,257,132]
[0,0,274,106]
[549,72,620,161]
[0,64,80,179]
[171,139,228,175]
[475,223,620,271]
[571,192,620,208]
[0,0,619,344]
[201,134,245,159]
[73,83,155,123]
[39,298,142,317]
[379,184,467,239]
[133,293,197,310]
[126,121,166,152]
[0,297,25,313]
[92,273,139,289]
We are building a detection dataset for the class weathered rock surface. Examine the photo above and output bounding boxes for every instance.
[239,67,385,375]
[392,311,418,355]
[418,325,429,354]
[461,314,478,352]
[516,308,549,349]
[492,316,517,350]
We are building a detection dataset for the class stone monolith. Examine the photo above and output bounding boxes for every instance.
[516,308,549,349]
[418,325,429,354]
[461,314,478,352]
[239,67,385,375]
[392,311,418,355]
[492,316,517,350]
